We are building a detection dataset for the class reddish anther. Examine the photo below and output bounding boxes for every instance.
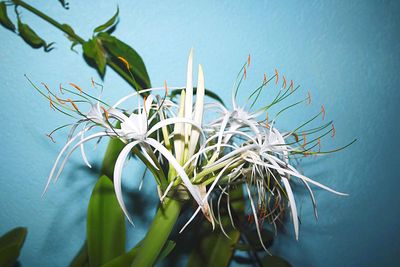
[263,73,267,83]
[101,106,109,120]
[69,83,83,94]
[55,95,66,104]
[331,124,336,138]
[302,133,307,147]
[307,91,312,104]
[290,80,294,90]
[59,83,64,94]
[67,98,79,112]
[91,77,95,87]
[41,82,51,92]
[247,54,251,67]
[244,66,247,80]
[49,95,55,111]
[321,105,326,121]
[283,75,287,89]
[275,69,279,84]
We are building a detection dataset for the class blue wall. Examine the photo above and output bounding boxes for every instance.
[1,1,399,266]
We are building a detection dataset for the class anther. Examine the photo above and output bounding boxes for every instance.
[321,105,326,121]
[275,69,279,85]
[118,56,130,70]
[69,83,83,94]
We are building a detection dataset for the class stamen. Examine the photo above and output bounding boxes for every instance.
[290,80,294,90]
[294,133,299,143]
[69,83,83,94]
[143,96,148,113]
[55,95,66,104]
[331,124,336,138]
[321,105,326,121]
[318,138,321,152]
[118,56,130,70]
[91,77,95,87]
[48,94,55,111]
[275,69,279,85]
[101,106,109,120]
[247,54,251,67]
[307,91,312,104]
[41,82,51,92]
[283,76,287,89]
[302,133,307,147]
[59,83,64,94]
[67,98,80,112]
[244,66,247,80]
[263,73,267,83]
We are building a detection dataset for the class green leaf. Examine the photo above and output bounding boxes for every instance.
[170,87,225,107]
[82,38,107,77]
[186,186,245,267]
[69,241,89,267]
[97,32,151,90]
[101,245,140,267]
[261,255,292,267]
[0,227,27,267]
[0,2,16,32]
[94,7,119,33]
[156,240,176,263]
[17,18,54,52]
[87,175,126,267]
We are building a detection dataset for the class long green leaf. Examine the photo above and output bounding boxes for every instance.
[83,38,107,77]
[94,7,119,33]
[0,2,16,32]
[69,241,89,267]
[0,227,27,267]
[97,32,151,90]
[87,175,126,267]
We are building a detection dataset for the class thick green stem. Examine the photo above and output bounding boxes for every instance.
[131,197,181,267]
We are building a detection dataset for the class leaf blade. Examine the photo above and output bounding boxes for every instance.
[87,175,126,267]
[0,227,27,267]
[93,7,119,33]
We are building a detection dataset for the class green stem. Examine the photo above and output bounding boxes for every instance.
[13,0,141,91]
[131,197,181,267]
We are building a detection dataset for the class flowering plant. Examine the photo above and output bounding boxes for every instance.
[29,49,354,266]
[0,1,355,266]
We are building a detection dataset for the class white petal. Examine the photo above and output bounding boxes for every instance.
[114,141,141,225]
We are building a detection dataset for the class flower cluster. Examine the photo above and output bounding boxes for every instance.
[33,49,354,246]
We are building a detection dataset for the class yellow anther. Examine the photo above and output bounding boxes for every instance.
[118,56,130,70]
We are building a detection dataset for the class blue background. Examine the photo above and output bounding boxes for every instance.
[1,0,399,266]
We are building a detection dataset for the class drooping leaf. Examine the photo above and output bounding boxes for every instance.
[82,38,107,77]
[87,175,126,267]
[261,255,292,267]
[17,18,54,52]
[186,186,244,267]
[93,7,119,33]
[69,241,89,267]
[0,227,27,267]
[97,32,151,90]
[0,2,16,32]
[170,87,226,107]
